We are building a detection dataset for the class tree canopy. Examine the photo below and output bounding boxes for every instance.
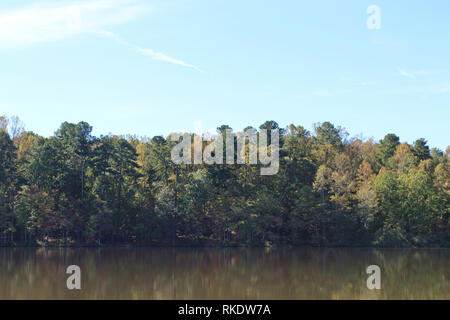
[0,115,448,247]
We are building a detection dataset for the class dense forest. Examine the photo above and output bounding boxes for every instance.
[0,115,449,247]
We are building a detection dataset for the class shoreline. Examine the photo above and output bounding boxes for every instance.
[2,243,449,249]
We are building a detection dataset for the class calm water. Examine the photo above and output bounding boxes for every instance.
[0,247,448,300]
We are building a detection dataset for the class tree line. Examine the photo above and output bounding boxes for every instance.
[0,115,448,247]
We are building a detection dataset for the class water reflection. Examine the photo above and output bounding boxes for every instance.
[0,247,448,299]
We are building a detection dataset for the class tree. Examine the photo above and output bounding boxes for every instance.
[55,121,94,201]
[0,131,16,187]
[390,143,417,175]
[95,136,139,240]
[313,122,344,147]
[313,165,333,204]
[0,131,17,244]
[376,134,400,169]
[433,163,450,242]
[356,161,377,231]
[373,170,400,230]
[398,169,440,243]
[0,118,447,247]
[412,138,431,161]
[330,153,355,209]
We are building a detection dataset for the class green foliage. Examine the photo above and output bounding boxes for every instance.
[0,115,449,247]
[413,138,431,161]
[375,133,400,170]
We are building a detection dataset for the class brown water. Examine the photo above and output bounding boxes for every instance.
[0,247,448,300]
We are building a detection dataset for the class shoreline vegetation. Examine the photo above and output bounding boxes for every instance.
[0,116,449,248]
[3,242,450,249]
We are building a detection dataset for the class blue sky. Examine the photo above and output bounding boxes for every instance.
[0,0,449,150]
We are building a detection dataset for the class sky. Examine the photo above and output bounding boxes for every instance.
[0,0,449,150]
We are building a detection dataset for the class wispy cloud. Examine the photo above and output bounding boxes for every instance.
[136,48,204,72]
[97,30,204,72]
[396,67,444,80]
[0,0,144,47]
[0,0,204,72]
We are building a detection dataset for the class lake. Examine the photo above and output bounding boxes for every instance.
[0,247,448,299]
